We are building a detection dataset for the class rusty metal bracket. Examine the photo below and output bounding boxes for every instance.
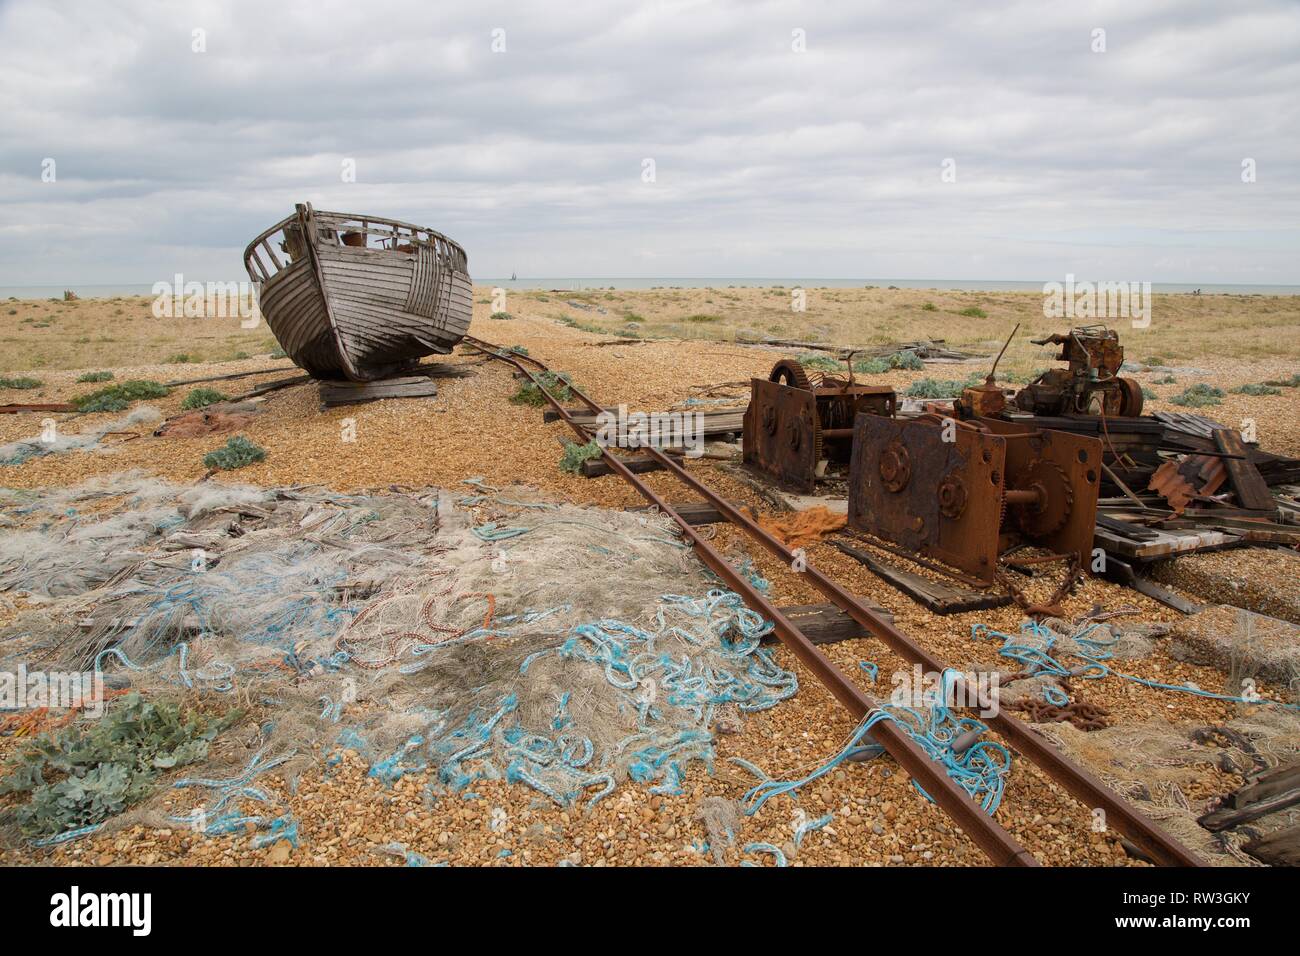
[743,377,822,492]
[849,414,1007,580]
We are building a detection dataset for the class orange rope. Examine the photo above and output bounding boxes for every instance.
[458,592,497,632]
[0,688,130,738]
[753,506,846,550]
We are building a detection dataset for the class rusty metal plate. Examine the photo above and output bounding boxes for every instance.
[848,415,1007,582]
[976,417,1102,567]
[1148,454,1225,515]
[742,377,821,492]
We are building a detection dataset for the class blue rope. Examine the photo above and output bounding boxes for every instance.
[250,813,299,849]
[793,812,833,847]
[472,522,530,541]
[741,669,1011,816]
[973,620,1300,709]
[31,822,104,847]
[742,842,788,867]
[318,695,344,723]
[379,841,432,866]
[93,647,142,673]
[338,589,798,811]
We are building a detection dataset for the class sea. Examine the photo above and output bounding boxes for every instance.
[3,278,1298,298]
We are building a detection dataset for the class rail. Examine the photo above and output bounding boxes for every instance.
[462,335,1201,867]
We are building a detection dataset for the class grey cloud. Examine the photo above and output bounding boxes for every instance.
[0,0,1296,284]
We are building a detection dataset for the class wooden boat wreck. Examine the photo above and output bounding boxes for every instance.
[244,203,472,381]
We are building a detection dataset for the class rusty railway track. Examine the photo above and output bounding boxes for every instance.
[463,335,1201,867]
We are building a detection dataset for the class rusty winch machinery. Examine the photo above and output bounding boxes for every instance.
[743,347,1104,588]
[1002,325,1145,418]
[742,358,895,493]
[847,413,1102,584]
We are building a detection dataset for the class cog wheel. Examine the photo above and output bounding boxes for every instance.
[1011,459,1073,538]
[769,359,812,391]
[879,439,911,492]
[937,472,968,519]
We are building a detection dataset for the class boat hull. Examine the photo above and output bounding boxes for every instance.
[245,206,472,381]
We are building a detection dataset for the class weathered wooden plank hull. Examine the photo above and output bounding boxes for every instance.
[246,205,473,381]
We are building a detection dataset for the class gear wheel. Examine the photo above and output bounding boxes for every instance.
[1011,459,1073,538]
[936,472,968,518]
[769,359,812,391]
[879,439,911,492]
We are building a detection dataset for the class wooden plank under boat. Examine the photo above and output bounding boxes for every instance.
[244,203,472,381]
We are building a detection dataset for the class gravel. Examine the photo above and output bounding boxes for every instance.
[3,301,1298,867]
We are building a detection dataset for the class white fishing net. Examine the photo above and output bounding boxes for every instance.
[1037,708,1300,866]
[0,473,795,847]
[0,406,162,466]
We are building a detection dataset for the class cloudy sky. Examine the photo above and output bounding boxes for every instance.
[0,0,1297,285]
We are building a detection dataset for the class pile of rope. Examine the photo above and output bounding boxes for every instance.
[753,506,845,550]
[330,587,798,808]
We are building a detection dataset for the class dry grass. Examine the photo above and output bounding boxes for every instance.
[0,295,278,372]
[3,286,1300,489]
[530,285,1300,377]
[4,287,1300,377]
[7,286,1300,374]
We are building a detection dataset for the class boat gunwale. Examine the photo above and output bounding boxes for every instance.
[243,210,467,280]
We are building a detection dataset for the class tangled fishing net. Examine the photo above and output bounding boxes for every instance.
[1037,708,1300,866]
[0,406,161,466]
[0,473,797,846]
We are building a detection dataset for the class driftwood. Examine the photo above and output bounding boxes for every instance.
[319,376,438,407]
[1243,827,1300,866]
[163,365,294,388]
[1095,553,1204,615]
[0,403,76,414]
[1199,762,1300,832]
[1214,427,1276,512]
[228,375,311,402]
